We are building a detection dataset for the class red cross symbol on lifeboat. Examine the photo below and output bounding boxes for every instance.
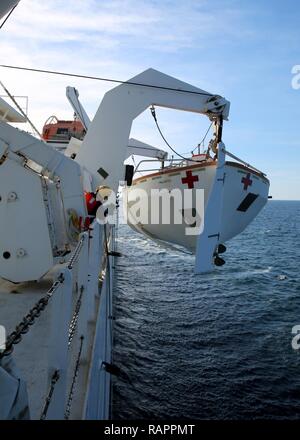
[241,173,252,190]
[181,170,199,189]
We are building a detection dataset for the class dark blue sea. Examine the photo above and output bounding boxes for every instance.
[112,201,300,419]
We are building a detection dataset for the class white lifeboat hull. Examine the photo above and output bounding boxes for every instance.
[124,161,269,252]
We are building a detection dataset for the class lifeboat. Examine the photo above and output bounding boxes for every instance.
[124,152,270,253]
[42,115,86,143]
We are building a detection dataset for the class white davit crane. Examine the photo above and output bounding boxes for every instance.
[75,68,229,191]
[74,68,230,274]
[66,85,168,160]
[0,68,230,282]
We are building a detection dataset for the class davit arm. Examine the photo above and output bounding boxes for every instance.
[74,68,230,274]
[75,68,230,192]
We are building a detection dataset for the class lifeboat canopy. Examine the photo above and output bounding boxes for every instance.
[42,115,86,142]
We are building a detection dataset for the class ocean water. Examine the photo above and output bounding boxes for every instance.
[112,201,300,419]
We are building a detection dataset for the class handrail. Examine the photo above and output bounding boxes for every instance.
[224,149,266,176]
[134,156,207,175]
[133,149,266,178]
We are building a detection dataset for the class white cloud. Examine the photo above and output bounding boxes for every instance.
[2,0,245,129]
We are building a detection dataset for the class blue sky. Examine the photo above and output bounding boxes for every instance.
[1,0,300,199]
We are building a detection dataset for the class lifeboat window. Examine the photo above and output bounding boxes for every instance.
[237,193,258,212]
[56,128,69,135]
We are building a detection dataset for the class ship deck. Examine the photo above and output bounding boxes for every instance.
[0,270,100,420]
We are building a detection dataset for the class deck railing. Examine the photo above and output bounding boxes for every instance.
[0,220,115,420]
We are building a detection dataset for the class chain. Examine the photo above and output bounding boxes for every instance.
[67,235,85,270]
[68,286,84,346]
[40,370,60,420]
[0,279,63,360]
[67,236,86,347]
[66,234,87,345]
[64,336,84,419]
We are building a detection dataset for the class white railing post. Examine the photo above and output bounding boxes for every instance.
[46,268,72,419]
[77,232,90,362]
[108,225,114,338]
[86,222,103,322]
[96,274,111,420]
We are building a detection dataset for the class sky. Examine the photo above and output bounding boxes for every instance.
[0,0,300,199]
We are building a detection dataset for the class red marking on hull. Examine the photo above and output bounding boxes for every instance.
[181,170,199,189]
[241,173,252,190]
